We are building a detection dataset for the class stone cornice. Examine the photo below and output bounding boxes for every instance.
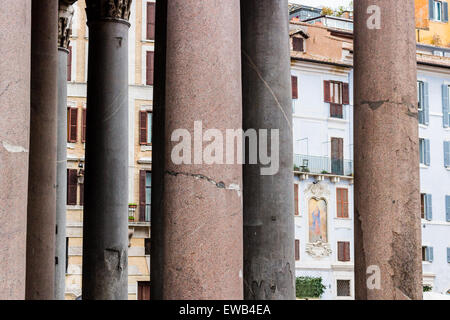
[58,0,77,49]
[85,0,132,23]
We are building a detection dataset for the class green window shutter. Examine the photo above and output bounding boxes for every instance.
[444,141,450,168]
[425,139,431,166]
[426,194,433,221]
[428,247,434,262]
[424,82,430,125]
[444,1,449,22]
[446,195,450,222]
[430,0,435,20]
[443,85,449,128]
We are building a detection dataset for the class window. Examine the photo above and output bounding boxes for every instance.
[292,37,304,52]
[145,238,151,255]
[67,107,78,143]
[294,184,299,216]
[140,111,152,145]
[442,84,449,128]
[421,193,433,220]
[444,141,450,168]
[138,281,151,300]
[422,246,434,262]
[82,109,86,143]
[65,237,69,274]
[324,81,349,119]
[337,241,350,262]
[445,195,450,222]
[336,188,349,218]
[139,170,152,222]
[67,169,78,205]
[336,280,351,297]
[419,138,431,166]
[430,0,449,22]
[447,247,450,263]
[295,240,300,261]
[291,76,298,100]
[417,81,429,125]
[146,51,154,85]
[146,2,155,40]
[331,137,344,175]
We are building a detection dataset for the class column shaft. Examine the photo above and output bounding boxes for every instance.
[55,48,68,300]
[0,0,31,300]
[354,0,422,300]
[82,1,130,299]
[26,0,59,300]
[149,0,168,300]
[162,0,243,299]
[241,0,295,300]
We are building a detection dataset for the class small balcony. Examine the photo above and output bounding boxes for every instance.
[128,204,151,224]
[294,154,353,176]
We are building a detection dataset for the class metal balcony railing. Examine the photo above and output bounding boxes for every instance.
[294,154,353,176]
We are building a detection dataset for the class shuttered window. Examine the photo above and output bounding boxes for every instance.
[140,111,152,145]
[139,170,152,222]
[338,241,350,262]
[419,138,431,166]
[418,81,429,125]
[294,184,299,216]
[331,137,344,175]
[67,107,78,143]
[442,84,449,128]
[295,240,300,261]
[67,46,72,82]
[67,169,78,205]
[444,141,450,167]
[138,281,151,300]
[146,51,154,85]
[292,37,304,52]
[291,76,298,99]
[446,195,450,222]
[424,194,433,221]
[82,109,86,143]
[146,2,155,40]
[79,183,84,206]
[422,246,434,262]
[336,188,349,218]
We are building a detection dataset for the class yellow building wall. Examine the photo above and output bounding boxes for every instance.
[416,0,450,47]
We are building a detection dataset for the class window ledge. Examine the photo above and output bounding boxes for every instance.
[422,261,432,265]
[420,164,430,169]
[419,124,429,129]
[141,145,152,152]
[141,39,155,44]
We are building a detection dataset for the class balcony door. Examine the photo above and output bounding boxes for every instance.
[331,137,344,175]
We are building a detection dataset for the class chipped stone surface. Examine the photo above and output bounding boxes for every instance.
[0,2,31,300]
[354,0,423,300]
[161,0,243,300]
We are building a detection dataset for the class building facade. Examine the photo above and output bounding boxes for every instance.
[290,21,355,300]
[290,9,450,298]
[416,0,450,47]
[64,0,154,300]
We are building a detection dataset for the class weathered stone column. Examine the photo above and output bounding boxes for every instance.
[354,0,422,300]
[26,0,59,300]
[0,0,31,300]
[55,0,76,300]
[161,0,243,299]
[241,0,295,300]
[149,0,167,300]
[82,0,130,300]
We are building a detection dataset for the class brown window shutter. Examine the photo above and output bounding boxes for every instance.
[344,242,350,262]
[67,169,78,205]
[146,51,154,85]
[293,37,304,52]
[68,108,78,143]
[67,46,72,82]
[342,82,349,105]
[79,182,84,206]
[82,109,86,142]
[291,76,298,99]
[338,242,344,262]
[147,2,155,40]
[324,80,331,103]
[140,111,148,145]
[336,188,342,218]
[294,184,299,216]
[139,170,146,222]
[295,240,300,261]
[343,189,348,218]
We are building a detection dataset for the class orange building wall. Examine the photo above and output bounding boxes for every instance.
[415,0,450,47]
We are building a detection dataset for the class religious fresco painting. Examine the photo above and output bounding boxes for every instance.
[308,198,328,243]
